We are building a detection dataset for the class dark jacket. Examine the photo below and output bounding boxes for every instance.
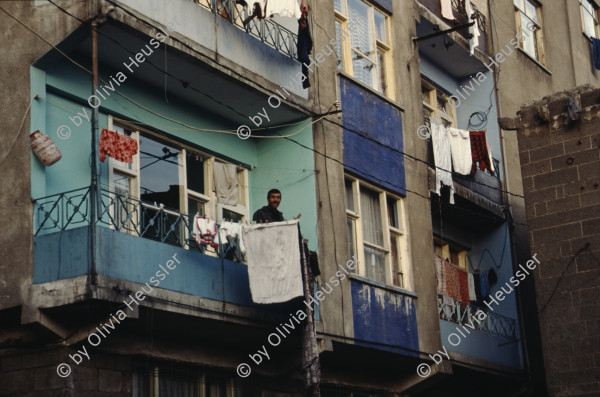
[252,206,284,223]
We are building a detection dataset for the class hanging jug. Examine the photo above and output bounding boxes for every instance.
[30,130,62,166]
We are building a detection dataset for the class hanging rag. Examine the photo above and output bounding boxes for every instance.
[435,254,447,296]
[218,221,246,254]
[242,219,304,303]
[458,268,470,302]
[431,121,455,204]
[444,261,460,301]
[467,1,480,56]
[266,0,301,19]
[99,128,138,163]
[469,130,492,174]
[488,268,498,286]
[213,162,239,205]
[479,270,489,299]
[297,12,313,89]
[448,127,472,175]
[440,0,454,20]
[593,37,600,69]
[443,295,456,317]
[473,271,482,299]
[301,239,321,397]
[192,215,219,251]
[468,273,477,301]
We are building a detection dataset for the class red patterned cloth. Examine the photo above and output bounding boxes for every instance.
[469,130,492,174]
[444,261,460,301]
[99,128,138,163]
[457,268,470,303]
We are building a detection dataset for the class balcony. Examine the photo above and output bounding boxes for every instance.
[32,186,260,307]
[194,0,298,59]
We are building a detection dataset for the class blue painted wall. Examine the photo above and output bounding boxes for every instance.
[339,76,406,195]
[420,57,503,180]
[351,280,419,356]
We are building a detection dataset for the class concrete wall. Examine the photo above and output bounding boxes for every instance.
[514,86,600,397]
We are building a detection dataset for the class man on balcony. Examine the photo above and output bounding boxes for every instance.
[253,189,284,223]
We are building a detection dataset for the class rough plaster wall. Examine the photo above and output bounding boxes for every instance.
[0,0,91,309]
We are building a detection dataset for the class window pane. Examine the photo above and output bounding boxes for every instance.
[112,125,134,170]
[223,208,243,223]
[345,179,354,211]
[335,20,344,71]
[437,94,448,113]
[139,136,180,211]
[422,86,431,105]
[348,0,374,58]
[520,14,537,58]
[335,0,346,15]
[514,0,524,11]
[347,217,357,261]
[391,236,402,288]
[360,186,383,246]
[374,9,386,43]
[377,49,387,95]
[524,0,537,21]
[114,174,130,196]
[387,197,398,228]
[364,245,386,284]
[186,153,205,194]
[351,51,376,89]
[188,197,204,217]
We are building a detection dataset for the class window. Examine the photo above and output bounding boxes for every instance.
[581,0,599,38]
[133,366,243,397]
[335,0,392,97]
[514,0,544,62]
[434,240,467,270]
[107,118,249,249]
[421,81,457,130]
[344,176,411,289]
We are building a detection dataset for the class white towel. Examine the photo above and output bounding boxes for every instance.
[467,1,479,56]
[213,162,238,206]
[448,127,472,175]
[431,120,455,204]
[440,0,454,20]
[242,219,304,304]
[468,273,477,301]
[266,0,301,19]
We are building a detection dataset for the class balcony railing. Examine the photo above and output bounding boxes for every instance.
[194,0,298,59]
[438,295,517,339]
[33,186,245,262]
[450,0,487,32]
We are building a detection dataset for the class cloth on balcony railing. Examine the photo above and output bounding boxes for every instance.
[266,0,301,19]
[469,130,493,175]
[435,255,447,296]
[297,14,313,89]
[99,128,138,163]
[218,221,246,254]
[213,162,239,205]
[448,127,472,175]
[468,272,477,301]
[593,37,600,69]
[192,215,219,250]
[431,121,455,204]
[444,261,459,300]
[466,0,479,56]
[458,269,470,302]
[440,0,454,20]
[479,270,489,299]
[242,219,303,303]
[250,0,267,19]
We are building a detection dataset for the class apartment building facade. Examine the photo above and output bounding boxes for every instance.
[1,0,595,396]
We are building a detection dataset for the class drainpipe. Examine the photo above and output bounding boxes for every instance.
[90,19,99,286]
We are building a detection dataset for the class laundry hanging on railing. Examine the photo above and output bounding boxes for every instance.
[266,0,301,19]
[192,215,219,251]
[297,9,313,89]
[469,130,493,175]
[448,127,472,175]
[219,221,246,255]
[99,128,138,163]
[440,0,454,20]
[431,120,455,204]
[242,219,303,303]
[435,254,448,296]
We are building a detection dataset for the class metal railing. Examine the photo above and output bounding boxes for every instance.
[450,0,487,33]
[193,0,298,59]
[33,186,244,261]
[438,295,517,339]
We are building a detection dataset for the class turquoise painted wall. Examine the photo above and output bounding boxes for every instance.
[31,59,317,250]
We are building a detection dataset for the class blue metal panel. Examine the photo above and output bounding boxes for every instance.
[351,280,419,356]
[339,77,405,195]
[439,320,523,368]
[33,228,90,283]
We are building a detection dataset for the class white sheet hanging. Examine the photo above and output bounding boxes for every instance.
[431,120,455,204]
[440,0,454,20]
[448,127,472,175]
[242,219,304,304]
[266,0,301,19]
